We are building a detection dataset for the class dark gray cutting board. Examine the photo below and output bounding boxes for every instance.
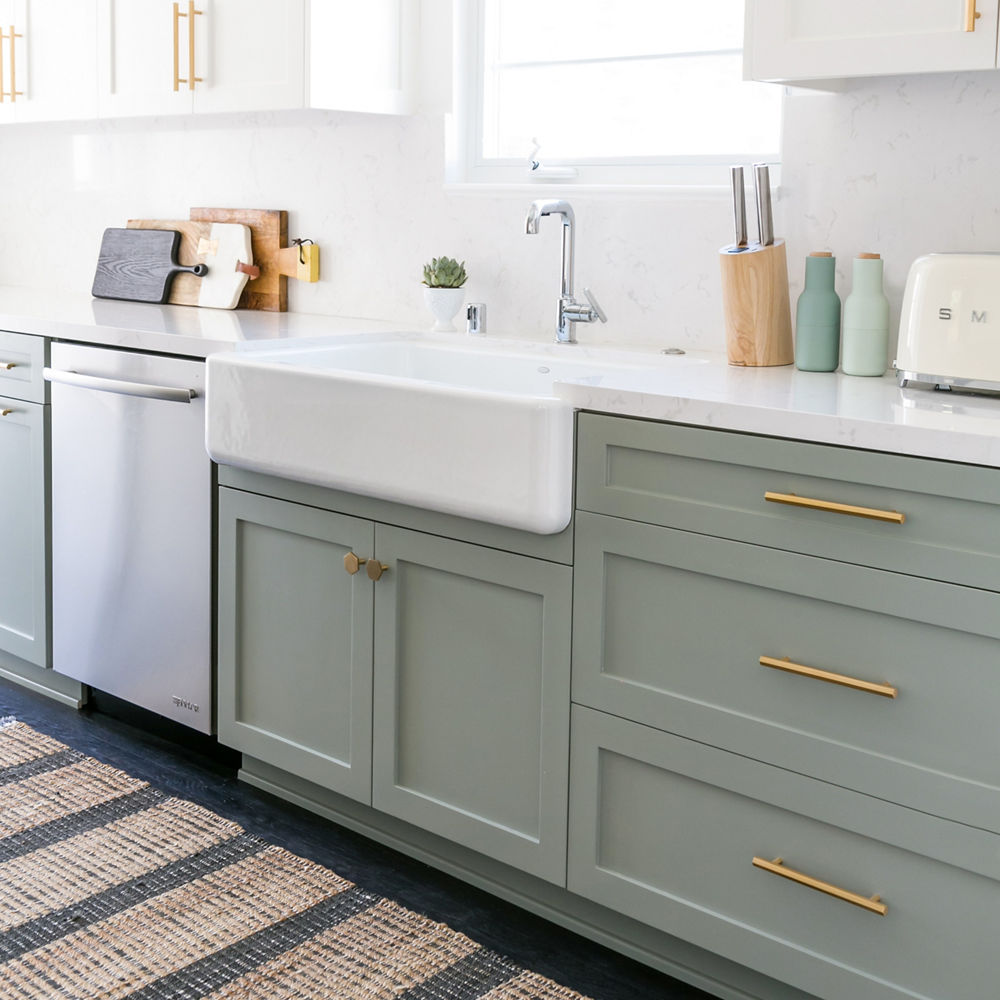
[92,228,208,304]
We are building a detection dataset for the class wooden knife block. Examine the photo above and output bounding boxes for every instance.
[720,239,794,367]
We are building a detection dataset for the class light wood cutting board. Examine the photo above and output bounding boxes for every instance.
[126,219,253,309]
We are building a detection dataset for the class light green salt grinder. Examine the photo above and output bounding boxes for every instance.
[795,251,841,372]
[841,252,890,376]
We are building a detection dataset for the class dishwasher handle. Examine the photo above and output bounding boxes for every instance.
[44,367,196,403]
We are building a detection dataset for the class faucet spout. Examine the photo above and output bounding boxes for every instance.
[525,199,605,344]
[525,198,575,236]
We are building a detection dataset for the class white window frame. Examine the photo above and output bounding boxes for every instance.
[445,0,782,192]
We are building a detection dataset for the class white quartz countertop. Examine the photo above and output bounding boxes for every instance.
[0,288,404,358]
[555,359,1000,470]
[3,286,999,470]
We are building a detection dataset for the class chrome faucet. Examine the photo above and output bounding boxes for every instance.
[525,199,607,344]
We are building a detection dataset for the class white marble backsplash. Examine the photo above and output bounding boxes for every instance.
[2,69,1000,354]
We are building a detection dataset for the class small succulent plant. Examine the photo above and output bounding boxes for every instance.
[422,256,468,289]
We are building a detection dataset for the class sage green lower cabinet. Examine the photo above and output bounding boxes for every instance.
[217,488,375,804]
[569,412,1000,1000]
[0,331,83,708]
[0,395,49,668]
[217,483,572,884]
[371,525,572,885]
[568,705,1000,1000]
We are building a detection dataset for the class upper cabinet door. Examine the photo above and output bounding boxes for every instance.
[98,0,192,117]
[98,0,305,118]
[308,0,418,114]
[746,1,1000,84]
[0,0,97,122]
[186,0,304,114]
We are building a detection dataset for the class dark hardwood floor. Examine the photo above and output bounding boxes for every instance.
[0,678,714,1000]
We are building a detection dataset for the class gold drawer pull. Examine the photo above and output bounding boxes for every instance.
[753,856,887,915]
[1,408,11,416]
[965,0,981,31]
[0,362,14,370]
[759,655,897,699]
[764,491,905,524]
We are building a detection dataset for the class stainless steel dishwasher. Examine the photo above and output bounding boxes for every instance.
[44,342,212,733]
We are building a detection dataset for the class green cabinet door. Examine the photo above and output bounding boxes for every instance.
[217,488,375,805]
[0,396,48,668]
[371,525,572,885]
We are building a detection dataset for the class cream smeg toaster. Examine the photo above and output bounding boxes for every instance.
[895,253,1000,392]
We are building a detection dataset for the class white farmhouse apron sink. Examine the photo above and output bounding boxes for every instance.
[206,333,703,534]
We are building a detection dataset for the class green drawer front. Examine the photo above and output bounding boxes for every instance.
[576,412,1000,591]
[573,511,1000,833]
[568,706,1000,1000]
[0,331,47,403]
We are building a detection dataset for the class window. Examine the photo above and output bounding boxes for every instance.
[449,0,782,187]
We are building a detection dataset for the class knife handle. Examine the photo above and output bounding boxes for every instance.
[731,166,748,248]
[754,163,774,247]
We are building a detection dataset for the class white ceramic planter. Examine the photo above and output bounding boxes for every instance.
[423,286,466,332]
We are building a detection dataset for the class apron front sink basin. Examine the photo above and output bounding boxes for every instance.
[206,333,703,534]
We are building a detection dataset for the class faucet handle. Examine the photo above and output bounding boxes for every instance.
[583,287,608,324]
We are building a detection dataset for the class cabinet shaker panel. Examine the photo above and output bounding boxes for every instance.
[217,488,374,805]
[372,525,571,884]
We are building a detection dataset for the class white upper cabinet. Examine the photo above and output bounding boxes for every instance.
[193,0,305,114]
[97,0,433,120]
[308,0,417,115]
[98,0,305,118]
[0,0,98,122]
[0,0,440,123]
[745,1,1000,85]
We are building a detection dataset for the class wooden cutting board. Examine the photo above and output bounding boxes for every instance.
[127,219,254,309]
[190,208,289,311]
[92,229,208,304]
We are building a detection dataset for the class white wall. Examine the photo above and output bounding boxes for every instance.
[2,69,1000,353]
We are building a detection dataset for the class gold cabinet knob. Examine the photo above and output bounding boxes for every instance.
[343,552,367,575]
[366,560,389,582]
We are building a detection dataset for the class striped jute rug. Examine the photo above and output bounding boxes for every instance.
[0,717,592,1000]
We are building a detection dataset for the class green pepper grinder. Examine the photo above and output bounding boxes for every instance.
[841,252,890,377]
[794,251,841,372]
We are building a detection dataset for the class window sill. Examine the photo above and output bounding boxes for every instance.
[441,177,782,201]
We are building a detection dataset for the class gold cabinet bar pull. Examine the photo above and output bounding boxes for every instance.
[753,856,887,915]
[0,27,6,102]
[1,408,12,416]
[1,362,15,370]
[759,655,897,699]
[8,25,20,101]
[174,2,202,91]
[172,2,180,90]
[965,0,981,31]
[764,491,905,524]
